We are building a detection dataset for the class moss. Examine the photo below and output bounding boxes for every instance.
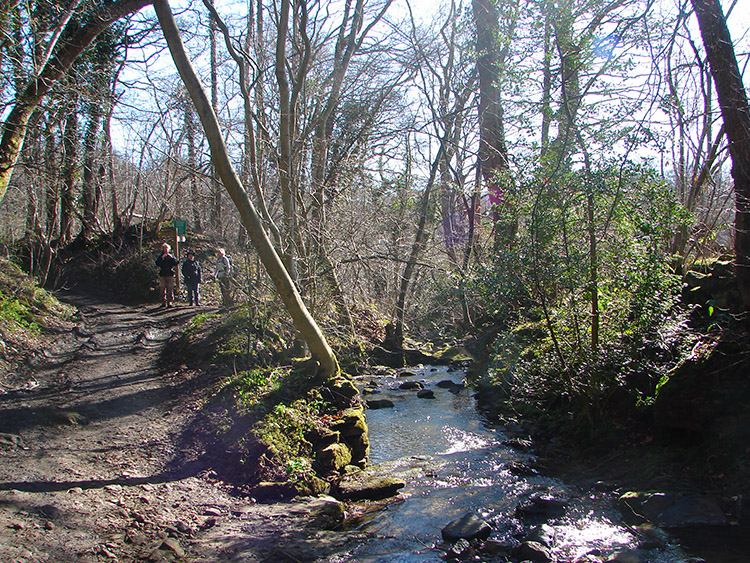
[433,345,473,362]
[330,407,367,438]
[0,258,75,375]
[316,443,352,472]
[325,377,359,409]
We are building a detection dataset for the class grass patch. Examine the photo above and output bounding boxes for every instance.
[0,294,40,333]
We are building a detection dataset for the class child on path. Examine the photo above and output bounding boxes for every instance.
[181,251,202,306]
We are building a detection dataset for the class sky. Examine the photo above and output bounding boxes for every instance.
[109,0,750,166]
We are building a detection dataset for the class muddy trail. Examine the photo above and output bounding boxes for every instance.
[0,295,352,562]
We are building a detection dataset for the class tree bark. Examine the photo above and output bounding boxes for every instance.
[690,0,750,309]
[154,0,339,378]
[0,0,153,207]
[59,96,78,244]
[81,99,103,240]
[393,141,445,348]
[207,0,222,235]
[471,0,513,245]
[184,101,203,233]
[275,0,298,280]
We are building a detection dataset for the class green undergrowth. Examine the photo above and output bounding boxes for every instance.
[173,304,358,491]
[0,257,76,379]
[469,284,750,494]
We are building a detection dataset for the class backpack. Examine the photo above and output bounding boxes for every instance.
[223,254,233,276]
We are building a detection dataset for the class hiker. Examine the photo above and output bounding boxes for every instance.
[155,243,179,307]
[181,250,202,306]
[214,248,234,307]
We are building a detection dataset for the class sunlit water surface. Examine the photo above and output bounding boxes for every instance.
[324,366,709,562]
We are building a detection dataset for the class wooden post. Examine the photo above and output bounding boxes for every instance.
[173,228,180,292]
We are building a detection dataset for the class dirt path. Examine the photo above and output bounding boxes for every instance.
[0,295,353,562]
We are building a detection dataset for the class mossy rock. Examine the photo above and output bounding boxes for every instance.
[433,345,474,363]
[315,442,352,473]
[331,407,367,438]
[303,495,345,529]
[295,476,330,497]
[306,426,340,449]
[335,472,405,501]
[329,407,369,466]
[326,377,359,409]
[250,481,299,502]
[347,432,370,467]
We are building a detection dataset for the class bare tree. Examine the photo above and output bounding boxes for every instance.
[0,0,153,207]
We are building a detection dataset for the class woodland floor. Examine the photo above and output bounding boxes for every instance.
[0,294,356,562]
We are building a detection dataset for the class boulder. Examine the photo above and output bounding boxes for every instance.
[527,523,556,547]
[516,493,569,519]
[478,538,512,555]
[502,437,534,451]
[306,426,340,449]
[366,399,395,409]
[249,482,298,502]
[336,472,405,501]
[315,443,352,472]
[417,389,435,399]
[399,381,424,390]
[511,540,552,562]
[447,538,473,559]
[441,513,492,542]
[634,523,669,549]
[326,377,359,409]
[507,461,540,477]
[330,407,367,438]
[433,345,473,363]
[330,407,369,466]
[448,383,465,394]
[302,495,346,530]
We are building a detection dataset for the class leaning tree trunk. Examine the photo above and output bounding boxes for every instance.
[690,0,750,310]
[154,0,339,378]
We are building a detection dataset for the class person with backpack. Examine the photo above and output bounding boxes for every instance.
[155,243,179,308]
[181,250,202,306]
[214,248,234,307]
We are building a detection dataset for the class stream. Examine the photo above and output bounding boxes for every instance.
[325,364,732,563]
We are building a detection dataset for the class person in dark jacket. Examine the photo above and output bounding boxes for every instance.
[155,243,179,307]
[181,251,201,306]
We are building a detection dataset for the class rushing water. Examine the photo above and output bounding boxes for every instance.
[325,365,707,563]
